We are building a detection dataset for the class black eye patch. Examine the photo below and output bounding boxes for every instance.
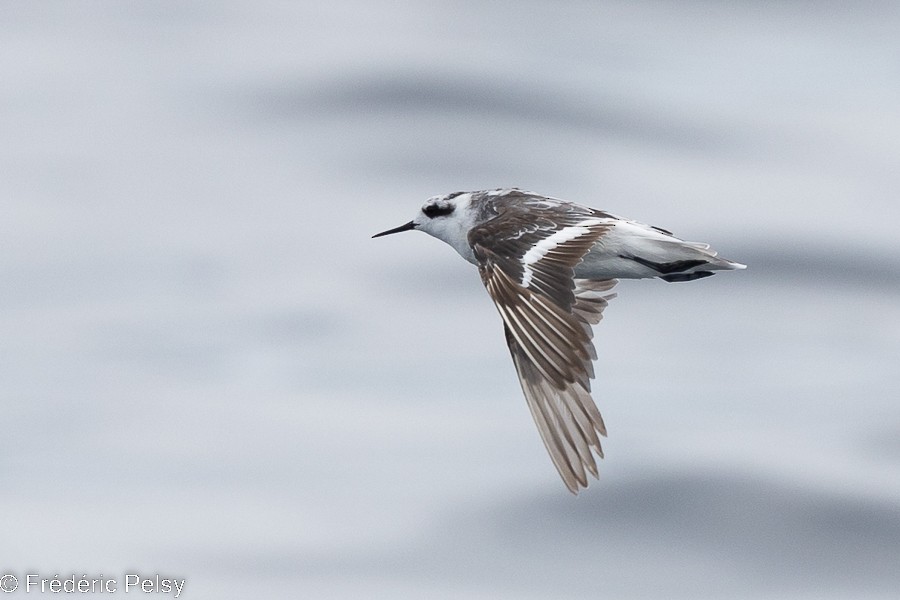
[423,203,455,218]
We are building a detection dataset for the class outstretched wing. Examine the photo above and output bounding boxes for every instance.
[469,197,617,493]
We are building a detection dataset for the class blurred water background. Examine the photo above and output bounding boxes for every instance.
[2,1,899,598]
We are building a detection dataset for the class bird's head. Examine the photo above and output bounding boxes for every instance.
[372,191,479,262]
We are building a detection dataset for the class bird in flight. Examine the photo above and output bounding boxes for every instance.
[373,189,745,493]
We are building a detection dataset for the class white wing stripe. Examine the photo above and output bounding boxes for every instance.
[520,219,603,287]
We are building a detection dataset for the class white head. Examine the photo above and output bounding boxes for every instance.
[372,191,480,264]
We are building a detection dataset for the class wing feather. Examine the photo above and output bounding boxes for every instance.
[470,196,617,493]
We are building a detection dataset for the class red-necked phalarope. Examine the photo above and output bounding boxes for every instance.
[374,188,745,493]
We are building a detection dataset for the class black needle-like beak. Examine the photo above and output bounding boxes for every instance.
[372,221,416,238]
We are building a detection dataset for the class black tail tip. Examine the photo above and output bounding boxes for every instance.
[660,271,715,283]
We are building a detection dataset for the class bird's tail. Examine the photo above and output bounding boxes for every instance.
[619,233,746,283]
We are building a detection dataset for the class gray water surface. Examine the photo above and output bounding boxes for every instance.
[2,2,899,598]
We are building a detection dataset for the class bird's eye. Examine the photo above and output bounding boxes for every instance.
[423,203,455,218]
